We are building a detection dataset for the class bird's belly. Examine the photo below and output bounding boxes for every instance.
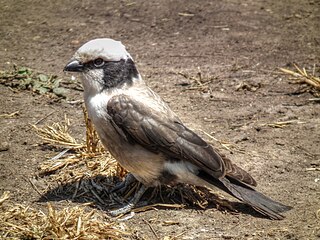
[92,116,164,186]
[115,145,165,186]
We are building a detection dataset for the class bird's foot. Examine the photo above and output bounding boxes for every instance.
[109,184,147,217]
[110,173,136,194]
[109,203,135,216]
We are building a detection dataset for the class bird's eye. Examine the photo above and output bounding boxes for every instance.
[93,58,105,67]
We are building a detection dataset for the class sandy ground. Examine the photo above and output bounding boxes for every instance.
[0,0,319,239]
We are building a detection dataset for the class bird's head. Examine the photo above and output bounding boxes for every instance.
[64,38,140,93]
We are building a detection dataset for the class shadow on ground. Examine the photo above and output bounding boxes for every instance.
[37,174,267,219]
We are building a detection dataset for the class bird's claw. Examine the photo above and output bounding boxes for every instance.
[109,203,135,216]
[110,173,136,194]
[109,184,148,217]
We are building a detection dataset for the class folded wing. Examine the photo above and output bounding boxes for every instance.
[107,94,255,186]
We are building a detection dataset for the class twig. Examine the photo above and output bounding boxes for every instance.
[306,167,320,171]
[178,12,194,17]
[199,129,232,151]
[170,231,187,240]
[261,120,305,128]
[48,148,71,161]
[89,188,105,205]
[279,64,320,90]
[213,25,228,29]
[143,219,159,239]
[169,55,207,58]
[72,180,81,199]
[26,178,45,198]
[76,216,82,236]
[34,111,55,125]
[0,191,10,205]
[308,98,320,102]
[133,203,185,213]
[162,220,180,226]
[3,222,33,233]
[0,111,19,118]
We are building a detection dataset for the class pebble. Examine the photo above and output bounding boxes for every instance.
[0,142,10,151]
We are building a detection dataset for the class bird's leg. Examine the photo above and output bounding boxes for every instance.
[109,184,147,216]
[110,173,136,194]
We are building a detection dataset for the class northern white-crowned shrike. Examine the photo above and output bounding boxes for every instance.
[64,38,291,219]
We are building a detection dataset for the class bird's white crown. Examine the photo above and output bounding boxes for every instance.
[74,38,132,63]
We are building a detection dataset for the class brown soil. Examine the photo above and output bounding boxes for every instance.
[0,0,319,239]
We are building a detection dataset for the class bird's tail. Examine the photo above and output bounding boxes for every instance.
[219,177,292,220]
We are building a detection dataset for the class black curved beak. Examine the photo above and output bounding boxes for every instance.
[64,60,84,72]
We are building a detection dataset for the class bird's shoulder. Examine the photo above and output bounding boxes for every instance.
[107,86,179,122]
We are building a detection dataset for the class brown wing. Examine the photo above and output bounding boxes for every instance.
[107,94,226,179]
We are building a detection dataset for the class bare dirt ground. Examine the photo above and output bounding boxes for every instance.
[0,0,319,239]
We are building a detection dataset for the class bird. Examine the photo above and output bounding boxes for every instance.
[64,38,292,219]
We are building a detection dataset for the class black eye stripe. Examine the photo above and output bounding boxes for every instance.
[101,59,138,89]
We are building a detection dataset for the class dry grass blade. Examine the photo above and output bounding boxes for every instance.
[316,209,320,219]
[175,69,217,92]
[279,64,320,94]
[34,108,125,179]
[33,115,83,148]
[0,191,10,205]
[0,197,129,239]
[261,120,305,128]
[305,167,320,171]
[178,12,195,17]
[0,111,19,118]
[199,129,246,155]
[133,203,185,213]
[39,157,81,176]
[82,106,104,154]
[143,219,159,239]
[164,231,187,240]
[200,129,233,151]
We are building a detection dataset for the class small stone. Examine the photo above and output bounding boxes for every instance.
[255,126,262,132]
[71,40,80,45]
[276,140,285,146]
[310,160,320,167]
[234,134,249,143]
[0,142,10,151]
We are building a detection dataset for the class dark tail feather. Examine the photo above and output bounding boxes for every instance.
[220,178,292,220]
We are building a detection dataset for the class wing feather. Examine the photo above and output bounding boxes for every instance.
[107,94,226,179]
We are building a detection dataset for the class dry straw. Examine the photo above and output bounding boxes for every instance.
[0,191,128,239]
[32,109,124,179]
[279,64,320,96]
